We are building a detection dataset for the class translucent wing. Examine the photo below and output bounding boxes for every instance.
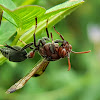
[6,58,50,94]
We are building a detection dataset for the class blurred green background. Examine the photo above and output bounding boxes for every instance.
[0,0,100,100]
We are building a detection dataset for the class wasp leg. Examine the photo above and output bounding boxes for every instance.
[33,31,37,47]
[42,37,50,41]
[49,32,59,54]
[37,39,46,46]
[36,19,50,47]
[34,18,49,47]
[50,32,54,43]
[49,32,55,54]
[37,36,50,47]
[33,17,37,47]
[46,19,49,38]
[19,39,33,50]
[50,44,55,54]
[21,43,34,51]
[4,44,18,51]
[54,40,63,43]
[53,26,64,40]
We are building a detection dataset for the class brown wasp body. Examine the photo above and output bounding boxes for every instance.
[38,40,71,61]
[5,17,91,94]
[32,18,90,71]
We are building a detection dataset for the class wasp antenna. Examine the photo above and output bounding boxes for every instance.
[53,26,64,40]
[71,50,91,54]
[67,57,71,71]
[46,19,49,38]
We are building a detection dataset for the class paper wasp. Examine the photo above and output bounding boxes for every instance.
[0,17,91,94]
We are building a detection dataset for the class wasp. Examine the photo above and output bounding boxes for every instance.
[4,17,91,94]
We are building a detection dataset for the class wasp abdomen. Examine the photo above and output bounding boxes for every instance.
[0,46,27,62]
[0,48,10,59]
[39,43,60,61]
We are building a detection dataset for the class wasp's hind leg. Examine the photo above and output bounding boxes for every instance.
[3,44,18,51]
[49,32,55,54]
[21,43,34,51]
[19,39,33,50]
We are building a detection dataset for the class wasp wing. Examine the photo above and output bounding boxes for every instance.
[6,58,50,94]
[33,59,50,77]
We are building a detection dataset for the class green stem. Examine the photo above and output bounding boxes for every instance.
[11,28,25,46]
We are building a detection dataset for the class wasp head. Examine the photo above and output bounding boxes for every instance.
[60,40,91,71]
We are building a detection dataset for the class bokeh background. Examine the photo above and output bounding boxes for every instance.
[0,0,100,100]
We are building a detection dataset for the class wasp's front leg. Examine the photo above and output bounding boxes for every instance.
[37,37,50,46]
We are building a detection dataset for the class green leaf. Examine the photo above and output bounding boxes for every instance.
[0,21,16,44]
[0,4,46,30]
[0,0,16,26]
[0,0,16,10]
[19,0,84,45]
[42,0,84,20]
[0,2,46,45]
[13,5,46,29]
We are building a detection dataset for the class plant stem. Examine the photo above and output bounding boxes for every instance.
[11,28,25,46]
